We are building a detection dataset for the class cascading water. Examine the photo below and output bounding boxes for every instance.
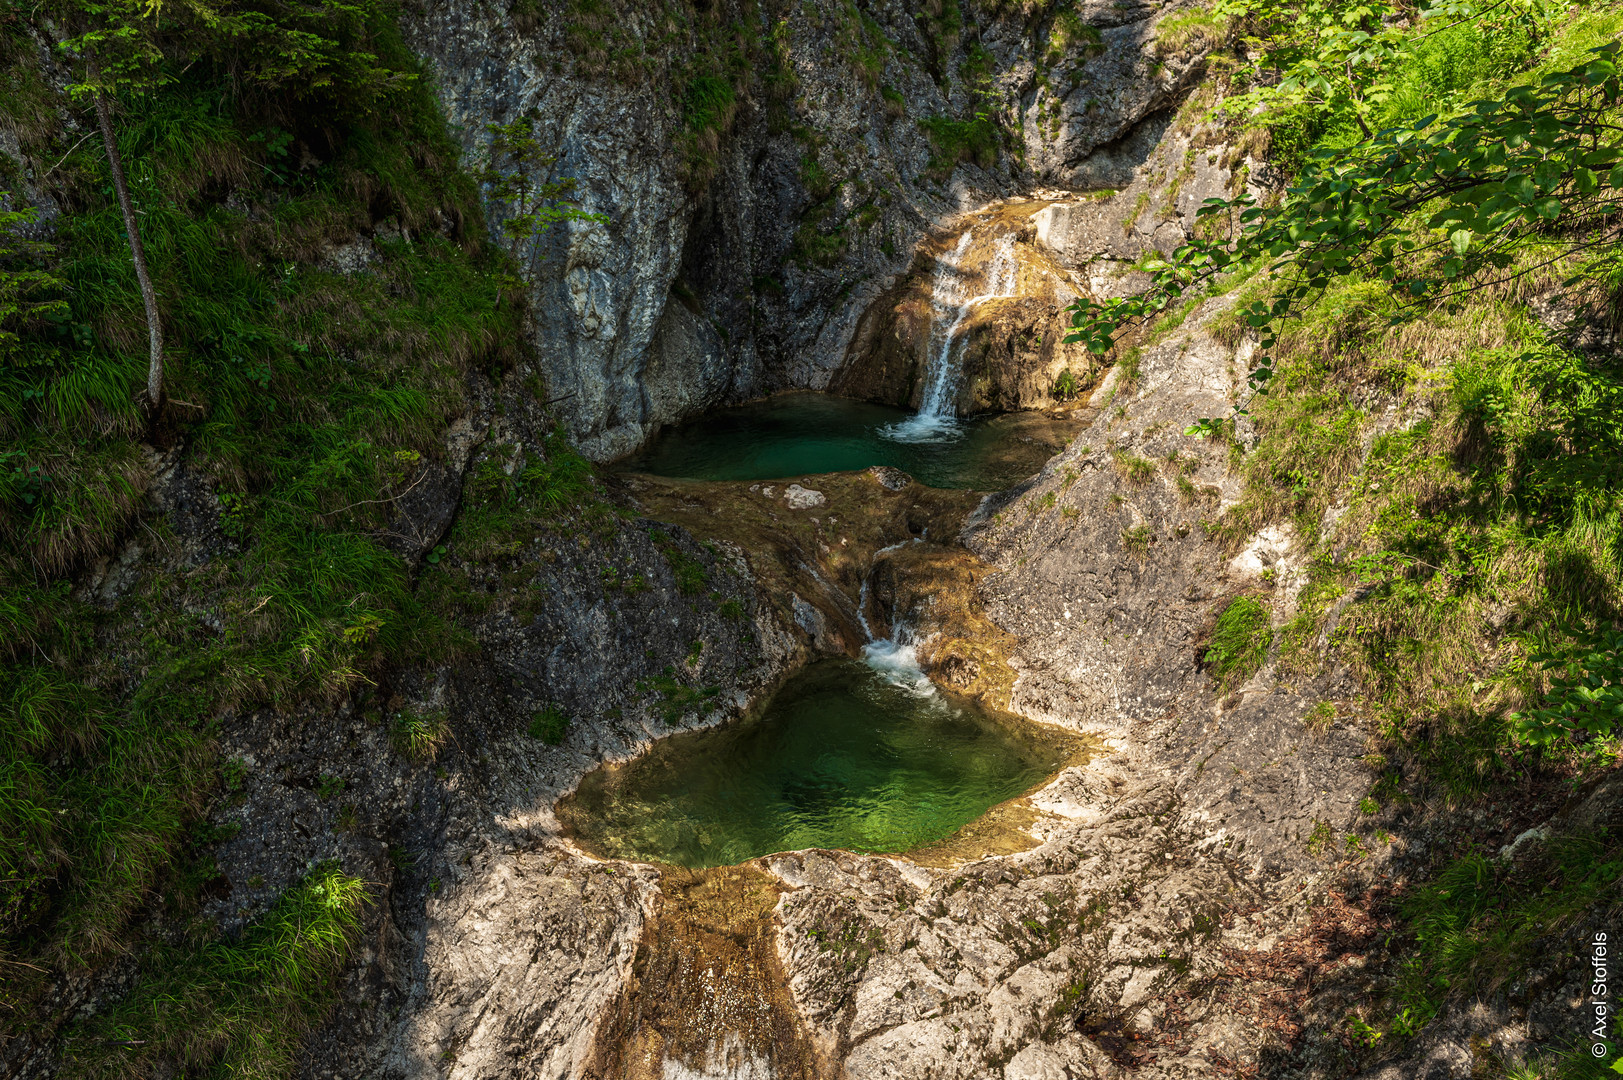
[856,537,936,697]
[884,229,1020,444]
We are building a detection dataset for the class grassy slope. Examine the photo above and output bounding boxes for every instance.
[0,4,580,1073]
[1185,1,1623,1073]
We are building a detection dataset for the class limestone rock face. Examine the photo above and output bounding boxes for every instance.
[1030,120,1264,299]
[397,0,1207,459]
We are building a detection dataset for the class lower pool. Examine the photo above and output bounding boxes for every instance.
[558,656,1068,868]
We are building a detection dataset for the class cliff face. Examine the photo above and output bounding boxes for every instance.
[397,0,1205,459]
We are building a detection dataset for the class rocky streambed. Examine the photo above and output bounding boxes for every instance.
[255,291,1385,1080]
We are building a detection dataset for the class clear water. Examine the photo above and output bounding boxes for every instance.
[615,392,1068,490]
[558,659,1067,868]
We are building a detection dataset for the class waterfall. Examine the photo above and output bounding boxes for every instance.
[856,537,935,696]
[884,230,1020,444]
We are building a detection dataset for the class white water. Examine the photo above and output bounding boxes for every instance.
[856,537,935,697]
[883,230,1020,445]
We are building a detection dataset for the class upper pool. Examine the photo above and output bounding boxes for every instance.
[615,392,1073,490]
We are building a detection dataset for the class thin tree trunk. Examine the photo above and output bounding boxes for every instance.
[88,64,164,419]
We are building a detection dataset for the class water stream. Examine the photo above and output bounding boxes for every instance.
[616,227,1043,489]
[882,230,1019,444]
[566,225,1071,870]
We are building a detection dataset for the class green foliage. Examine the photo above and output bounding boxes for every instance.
[913,0,964,78]
[684,73,736,134]
[1513,631,1623,746]
[1111,451,1157,484]
[1391,836,1623,1038]
[528,704,570,745]
[473,113,608,256]
[57,0,417,112]
[392,708,449,761]
[453,429,601,559]
[1066,36,1623,427]
[1046,6,1102,64]
[0,203,67,361]
[649,529,706,595]
[919,115,999,178]
[1120,524,1152,559]
[1051,367,1084,401]
[0,0,514,979]
[0,662,214,961]
[1204,595,1273,691]
[65,863,366,1079]
[638,666,721,725]
[1215,0,1543,141]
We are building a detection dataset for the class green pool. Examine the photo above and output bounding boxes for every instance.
[615,392,1071,490]
[558,656,1067,868]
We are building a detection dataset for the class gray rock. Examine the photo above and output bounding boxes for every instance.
[784,484,827,510]
[398,0,1205,459]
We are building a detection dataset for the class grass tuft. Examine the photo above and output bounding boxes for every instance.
[1203,595,1272,693]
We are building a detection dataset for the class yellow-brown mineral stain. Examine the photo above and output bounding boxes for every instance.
[587,865,825,1080]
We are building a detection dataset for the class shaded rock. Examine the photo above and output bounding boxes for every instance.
[399,0,1208,459]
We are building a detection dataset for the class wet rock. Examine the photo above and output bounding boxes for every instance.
[398,0,1205,459]
[762,296,1379,1078]
[833,210,1099,414]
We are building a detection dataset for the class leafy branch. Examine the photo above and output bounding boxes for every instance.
[472,114,608,258]
[1063,42,1623,434]
[1511,631,1623,747]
